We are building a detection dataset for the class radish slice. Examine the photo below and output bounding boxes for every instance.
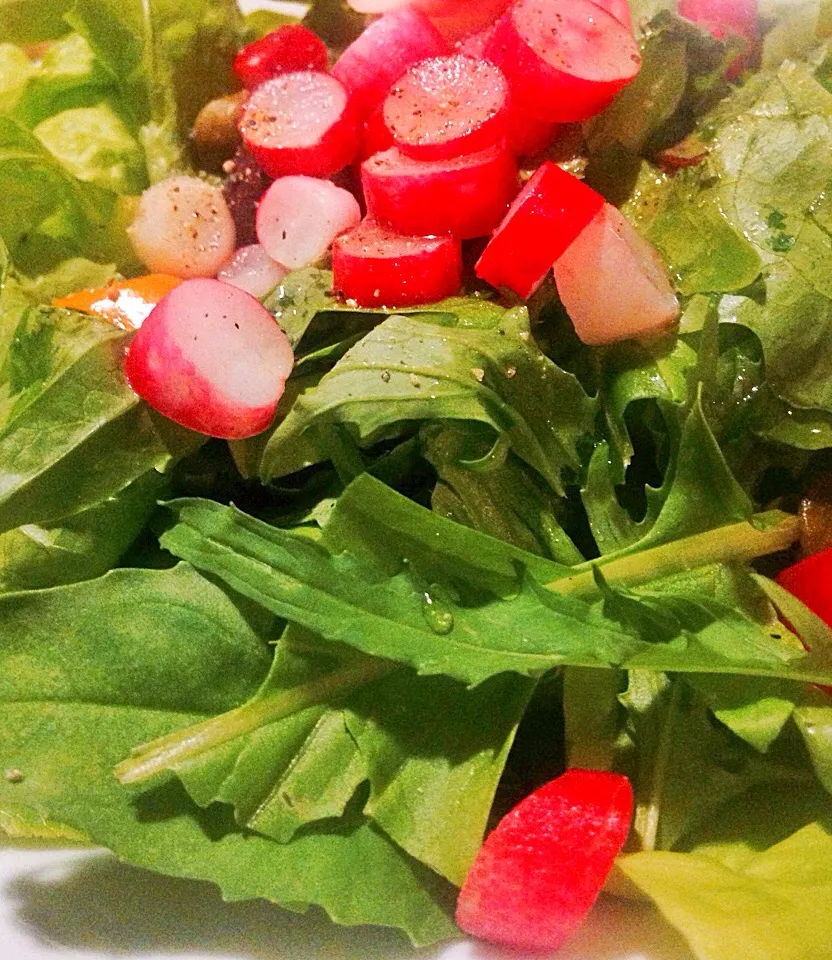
[456,769,633,952]
[125,278,294,440]
[383,54,510,160]
[218,244,288,299]
[553,203,680,345]
[239,71,359,179]
[256,175,361,269]
[232,25,329,89]
[508,112,561,157]
[678,0,758,76]
[332,220,462,307]
[362,145,518,240]
[128,176,236,280]
[476,161,605,299]
[420,0,513,42]
[484,0,641,123]
[456,25,498,59]
[360,105,395,162]
[593,0,634,30]
[332,9,450,118]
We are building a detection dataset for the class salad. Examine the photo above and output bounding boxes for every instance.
[1,0,832,958]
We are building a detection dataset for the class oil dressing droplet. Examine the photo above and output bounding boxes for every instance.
[422,586,454,635]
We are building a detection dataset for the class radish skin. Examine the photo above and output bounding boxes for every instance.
[332,220,462,307]
[125,278,293,439]
[553,204,680,345]
[256,176,361,269]
[218,244,288,299]
[233,25,329,89]
[128,176,236,280]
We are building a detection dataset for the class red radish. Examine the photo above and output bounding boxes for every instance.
[360,105,395,162]
[420,0,513,42]
[508,112,561,157]
[362,145,518,240]
[456,768,633,952]
[332,220,462,307]
[332,9,450,118]
[476,161,605,299]
[256,176,361,269]
[128,176,236,280]
[484,0,641,123]
[232,25,329,89]
[218,244,288,299]
[593,0,634,30]
[239,71,359,179]
[125,279,294,440]
[775,548,832,633]
[456,25,498,59]
[383,54,510,161]
[553,203,679,345]
[678,0,758,76]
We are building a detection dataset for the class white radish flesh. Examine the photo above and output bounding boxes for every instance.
[128,176,236,279]
[218,244,288,299]
[256,175,361,269]
[125,278,294,439]
[553,204,680,345]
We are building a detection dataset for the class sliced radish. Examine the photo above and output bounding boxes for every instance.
[256,175,361,269]
[678,0,758,76]
[362,145,518,240]
[553,203,680,345]
[125,278,294,440]
[508,112,561,157]
[456,769,633,952]
[128,176,236,280]
[218,244,288,299]
[484,0,641,123]
[382,54,510,161]
[476,161,605,299]
[593,0,634,30]
[419,0,513,42]
[239,71,359,179]
[332,220,462,307]
[360,105,395,162]
[232,25,329,90]
[455,24,498,59]
[332,9,450,118]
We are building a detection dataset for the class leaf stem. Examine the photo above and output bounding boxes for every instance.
[546,511,801,598]
[115,658,394,785]
[636,679,682,853]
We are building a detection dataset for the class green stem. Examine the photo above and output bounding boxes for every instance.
[546,511,801,598]
[116,658,394,785]
[635,679,683,853]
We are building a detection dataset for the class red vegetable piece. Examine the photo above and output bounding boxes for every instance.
[232,25,329,89]
[678,0,758,77]
[125,279,294,440]
[476,161,605,299]
[456,768,633,952]
[775,547,832,632]
[333,220,462,307]
[422,0,513,42]
[383,54,510,161]
[484,0,641,123]
[593,0,634,30]
[239,71,359,179]
[359,105,395,162]
[332,9,450,118]
[362,145,518,240]
[553,203,679,345]
[455,24,498,59]
[508,112,561,157]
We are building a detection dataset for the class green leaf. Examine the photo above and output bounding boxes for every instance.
[619,825,832,960]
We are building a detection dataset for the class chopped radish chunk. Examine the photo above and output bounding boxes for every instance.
[456,769,633,952]
[125,278,293,440]
[362,145,518,240]
[218,244,288,299]
[678,0,758,76]
[484,0,641,122]
[360,105,395,162]
[476,161,605,299]
[593,0,634,30]
[332,9,450,118]
[553,203,680,345]
[232,25,329,90]
[256,175,361,269]
[332,220,462,307]
[383,54,510,160]
[239,71,359,179]
[128,176,236,280]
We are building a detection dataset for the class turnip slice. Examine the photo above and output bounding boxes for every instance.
[125,278,293,439]
[484,0,641,122]
[218,244,288,299]
[256,176,361,269]
[332,9,450,118]
[239,71,359,179]
[128,176,236,280]
[362,145,518,239]
[383,54,510,160]
[476,161,605,299]
[233,24,329,89]
[332,220,462,307]
[553,204,679,345]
